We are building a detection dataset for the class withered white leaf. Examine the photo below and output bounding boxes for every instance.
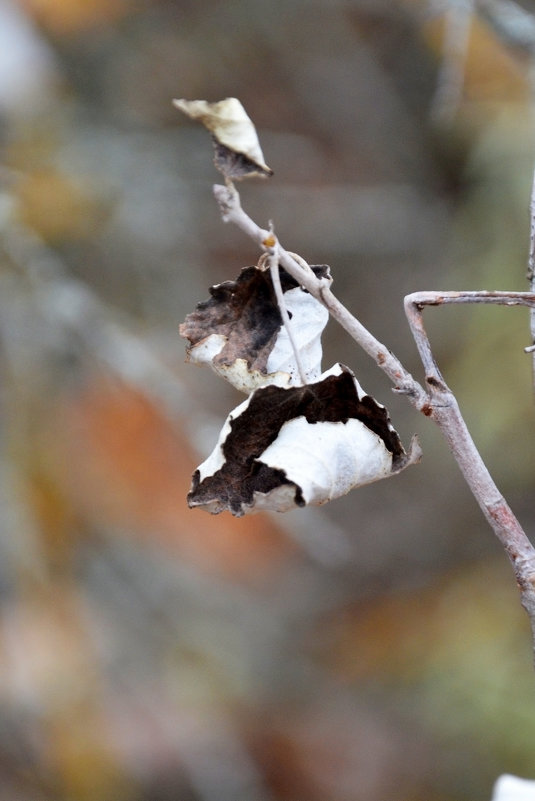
[173,97,273,180]
[180,255,331,392]
[187,364,420,516]
[492,776,535,801]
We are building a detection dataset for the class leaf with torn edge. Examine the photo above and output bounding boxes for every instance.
[188,363,421,516]
[173,97,273,180]
[180,255,331,392]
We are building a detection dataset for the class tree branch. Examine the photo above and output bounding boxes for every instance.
[405,290,535,651]
[213,183,428,406]
[213,182,535,658]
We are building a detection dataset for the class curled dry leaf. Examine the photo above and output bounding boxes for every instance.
[173,97,273,180]
[188,364,420,516]
[180,255,331,392]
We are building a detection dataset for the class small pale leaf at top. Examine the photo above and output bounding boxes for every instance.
[173,97,273,180]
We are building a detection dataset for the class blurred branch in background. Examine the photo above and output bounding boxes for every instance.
[430,0,475,124]
[476,0,535,51]
[528,170,535,388]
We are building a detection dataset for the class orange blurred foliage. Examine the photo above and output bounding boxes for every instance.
[53,375,294,581]
[20,0,132,35]
[319,560,528,685]
[15,168,106,243]
[423,13,530,107]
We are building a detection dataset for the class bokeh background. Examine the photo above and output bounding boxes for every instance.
[1,0,535,799]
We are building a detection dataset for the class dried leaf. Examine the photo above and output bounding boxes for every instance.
[492,775,535,801]
[188,364,419,516]
[173,97,273,180]
[180,256,331,392]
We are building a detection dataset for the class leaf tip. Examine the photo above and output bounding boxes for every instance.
[173,96,273,181]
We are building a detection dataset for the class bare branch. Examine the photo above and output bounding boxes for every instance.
[405,289,535,652]
[406,289,535,378]
[213,182,429,407]
[212,181,535,657]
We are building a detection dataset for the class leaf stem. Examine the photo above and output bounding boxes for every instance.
[266,239,309,386]
[213,182,428,405]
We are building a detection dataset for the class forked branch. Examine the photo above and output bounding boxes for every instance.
[405,291,535,647]
[214,182,535,657]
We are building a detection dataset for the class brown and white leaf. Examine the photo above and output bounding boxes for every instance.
[180,257,331,392]
[188,364,420,516]
[173,97,273,180]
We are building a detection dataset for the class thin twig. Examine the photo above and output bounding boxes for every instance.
[405,290,535,652]
[266,237,308,385]
[213,181,535,658]
[213,183,429,406]
[405,289,535,373]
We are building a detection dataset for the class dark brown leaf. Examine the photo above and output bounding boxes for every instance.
[180,260,331,391]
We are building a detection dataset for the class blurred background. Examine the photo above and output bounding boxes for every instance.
[0,0,534,799]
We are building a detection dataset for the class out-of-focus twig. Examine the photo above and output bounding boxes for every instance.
[527,169,535,387]
[475,0,535,51]
[474,0,535,126]
[452,0,535,407]
[0,218,189,422]
[430,0,475,124]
